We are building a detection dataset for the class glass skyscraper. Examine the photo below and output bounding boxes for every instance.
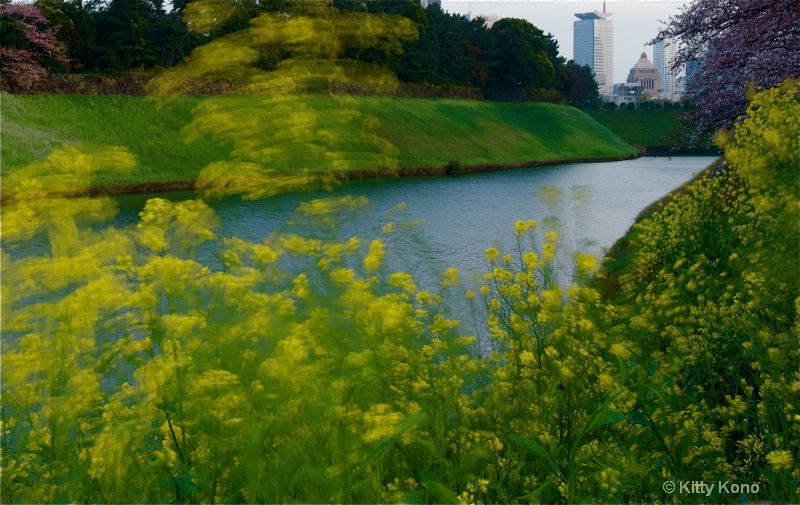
[653,38,677,96]
[573,6,613,92]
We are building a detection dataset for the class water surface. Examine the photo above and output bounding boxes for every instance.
[114,156,717,288]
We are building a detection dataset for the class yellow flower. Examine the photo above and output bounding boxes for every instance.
[440,267,460,288]
[331,268,356,284]
[292,273,310,299]
[542,243,556,262]
[364,239,385,272]
[388,272,416,294]
[362,404,403,444]
[766,450,794,471]
[609,343,632,360]
[485,247,500,262]
[523,251,539,268]
[575,252,597,275]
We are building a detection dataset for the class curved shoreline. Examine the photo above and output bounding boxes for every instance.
[2,153,640,202]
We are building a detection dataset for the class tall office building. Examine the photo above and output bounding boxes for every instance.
[466,11,501,29]
[573,3,613,92]
[685,58,702,94]
[653,37,677,96]
[420,0,440,7]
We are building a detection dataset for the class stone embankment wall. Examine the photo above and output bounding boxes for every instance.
[0,74,251,96]
[0,73,521,102]
[2,74,154,95]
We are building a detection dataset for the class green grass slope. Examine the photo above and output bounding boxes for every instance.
[2,93,636,189]
[358,97,636,167]
[584,109,683,147]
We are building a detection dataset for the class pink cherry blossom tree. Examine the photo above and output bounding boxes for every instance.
[656,0,800,144]
[1,3,67,88]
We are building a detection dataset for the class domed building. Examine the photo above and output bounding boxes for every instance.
[627,52,662,98]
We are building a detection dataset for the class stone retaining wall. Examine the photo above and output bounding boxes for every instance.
[2,73,567,104]
[1,73,498,101]
[0,74,252,96]
[1,74,154,95]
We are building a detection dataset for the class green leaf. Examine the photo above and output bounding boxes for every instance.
[586,409,626,433]
[628,410,653,428]
[419,469,459,504]
[508,434,561,477]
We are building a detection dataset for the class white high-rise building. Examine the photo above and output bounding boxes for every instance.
[653,37,677,97]
[466,11,501,29]
[573,4,613,92]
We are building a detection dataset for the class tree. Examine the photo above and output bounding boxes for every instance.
[544,32,567,91]
[656,0,800,143]
[390,3,487,87]
[335,0,427,79]
[35,0,96,72]
[561,61,600,108]
[0,2,67,86]
[92,0,167,71]
[487,18,553,89]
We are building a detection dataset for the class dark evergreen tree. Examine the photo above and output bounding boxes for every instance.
[562,61,601,108]
[92,0,165,70]
[487,18,553,89]
[35,0,95,72]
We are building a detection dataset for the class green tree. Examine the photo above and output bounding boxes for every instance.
[377,3,490,87]
[91,0,197,71]
[34,0,95,72]
[562,61,600,108]
[487,18,553,89]
[91,0,164,70]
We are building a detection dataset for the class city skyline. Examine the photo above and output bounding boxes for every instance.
[441,1,689,85]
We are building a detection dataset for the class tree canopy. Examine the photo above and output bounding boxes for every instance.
[656,0,800,143]
[0,2,67,86]
[1,0,600,105]
[488,18,553,89]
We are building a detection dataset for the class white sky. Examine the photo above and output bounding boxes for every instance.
[441,0,690,84]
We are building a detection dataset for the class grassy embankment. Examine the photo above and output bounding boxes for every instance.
[1,93,636,192]
[585,108,720,154]
[584,109,684,148]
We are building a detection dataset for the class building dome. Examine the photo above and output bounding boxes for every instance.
[631,52,657,70]
[627,51,662,97]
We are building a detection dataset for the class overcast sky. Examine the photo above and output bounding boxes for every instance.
[441,1,690,83]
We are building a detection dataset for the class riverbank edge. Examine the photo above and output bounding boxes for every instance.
[594,156,723,299]
[637,145,722,156]
[1,152,640,201]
